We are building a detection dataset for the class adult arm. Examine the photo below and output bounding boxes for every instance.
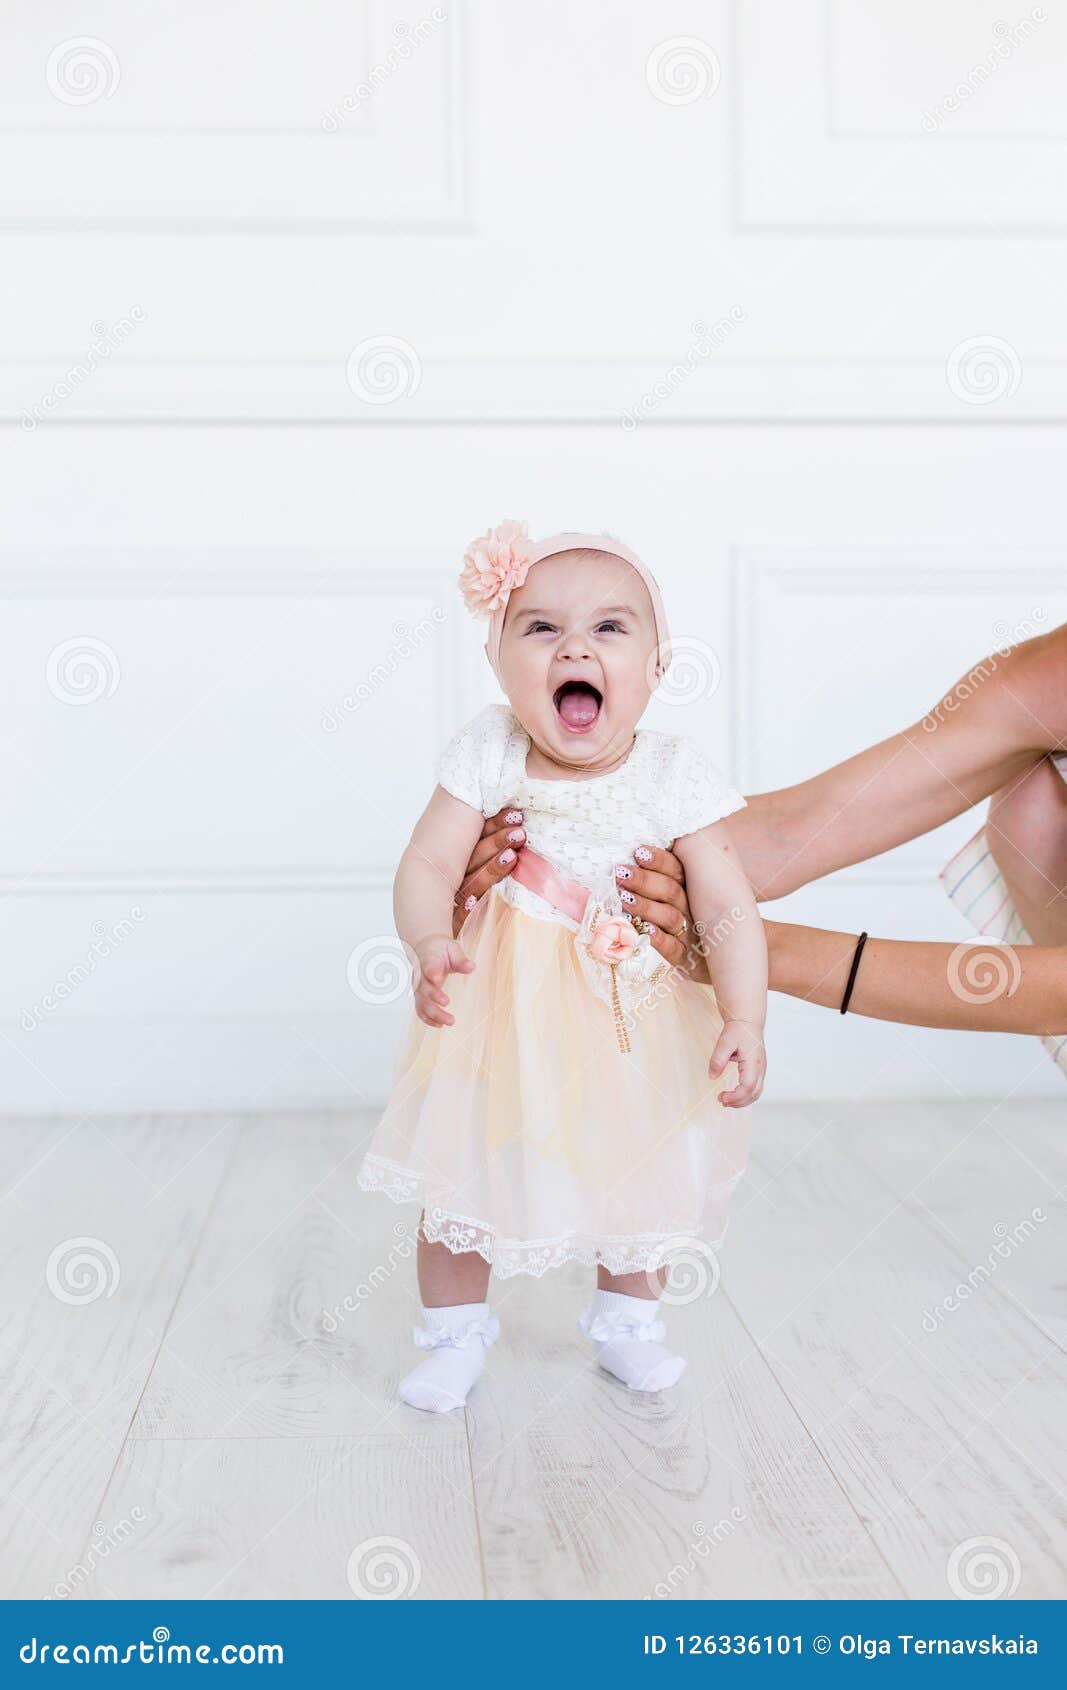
[765,919,1067,1035]
[730,624,1067,901]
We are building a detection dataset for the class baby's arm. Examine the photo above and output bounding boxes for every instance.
[673,820,767,1106]
[395,785,485,1028]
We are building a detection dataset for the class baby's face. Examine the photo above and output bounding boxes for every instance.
[496,550,660,771]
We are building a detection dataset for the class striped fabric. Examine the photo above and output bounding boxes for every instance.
[940,753,1067,1079]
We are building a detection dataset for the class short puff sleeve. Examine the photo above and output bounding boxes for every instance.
[437,703,514,815]
[668,738,746,839]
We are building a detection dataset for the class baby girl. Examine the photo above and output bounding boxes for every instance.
[358,523,766,1411]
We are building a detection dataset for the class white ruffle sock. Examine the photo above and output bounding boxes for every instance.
[578,1289,686,1393]
[399,1302,499,1413]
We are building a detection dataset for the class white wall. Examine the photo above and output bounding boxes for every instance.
[2,2,1065,1112]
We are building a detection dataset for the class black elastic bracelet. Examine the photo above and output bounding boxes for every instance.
[840,931,869,1015]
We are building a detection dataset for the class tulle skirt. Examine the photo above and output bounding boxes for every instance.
[356,887,750,1278]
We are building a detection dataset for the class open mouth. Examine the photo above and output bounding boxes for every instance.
[553,680,602,733]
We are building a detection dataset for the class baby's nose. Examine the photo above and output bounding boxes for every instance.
[557,630,592,660]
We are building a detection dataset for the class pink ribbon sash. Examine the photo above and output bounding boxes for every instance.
[509,847,590,924]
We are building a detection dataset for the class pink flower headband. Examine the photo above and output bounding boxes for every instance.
[458,519,672,676]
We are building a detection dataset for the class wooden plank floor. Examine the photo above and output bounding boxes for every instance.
[0,1103,1062,1601]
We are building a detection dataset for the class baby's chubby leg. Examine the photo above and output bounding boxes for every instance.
[399,1226,497,1414]
[578,1265,686,1393]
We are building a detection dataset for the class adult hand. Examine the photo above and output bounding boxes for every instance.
[613,845,710,984]
[452,804,526,935]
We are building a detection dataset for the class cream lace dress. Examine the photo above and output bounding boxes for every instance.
[356,703,752,1278]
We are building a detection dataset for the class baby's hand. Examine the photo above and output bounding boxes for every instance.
[709,1018,766,1107]
[414,934,475,1028]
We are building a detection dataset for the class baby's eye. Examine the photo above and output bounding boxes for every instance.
[595,620,625,634]
[525,621,558,635]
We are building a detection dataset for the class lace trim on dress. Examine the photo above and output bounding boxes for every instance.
[356,1153,727,1279]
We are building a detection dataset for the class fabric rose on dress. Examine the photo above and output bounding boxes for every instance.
[458,519,535,617]
[588,916,639,966]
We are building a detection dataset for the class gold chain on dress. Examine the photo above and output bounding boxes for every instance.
[609,963,631,1054]
[587,906,634,1054]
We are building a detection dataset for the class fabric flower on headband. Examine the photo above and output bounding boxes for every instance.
[458,519,535,617]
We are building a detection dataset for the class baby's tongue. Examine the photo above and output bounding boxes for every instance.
[557,686,599,728]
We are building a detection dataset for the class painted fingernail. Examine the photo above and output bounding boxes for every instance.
[504,810,523,824]
[635,846,653,863]
[464,894,477,912]
[647,924,657,935]
[508,828,525,844]
[500,849,516,865]
[615,865,632,881]
[620,888,636,905]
